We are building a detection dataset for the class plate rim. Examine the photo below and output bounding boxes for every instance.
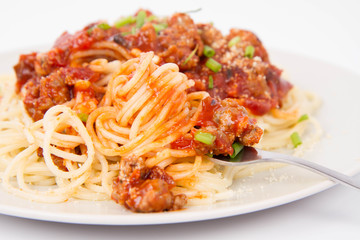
[0,179,335,225]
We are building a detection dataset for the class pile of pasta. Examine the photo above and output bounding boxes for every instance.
[0,51,321,207]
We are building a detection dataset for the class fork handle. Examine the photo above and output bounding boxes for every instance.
[259,150,360,190]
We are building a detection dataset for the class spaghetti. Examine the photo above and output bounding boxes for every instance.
[0,10,321,212]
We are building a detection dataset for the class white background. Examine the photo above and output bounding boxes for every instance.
[0,0,360,239]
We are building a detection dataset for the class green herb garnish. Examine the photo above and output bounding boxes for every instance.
[194,131,216,145]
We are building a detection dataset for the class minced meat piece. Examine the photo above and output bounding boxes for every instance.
[112,165,187,213]
[171,97,263,156]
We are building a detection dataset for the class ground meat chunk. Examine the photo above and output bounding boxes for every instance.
[118,156,146,180]
[197,23,224,46]
[38,73,70,110]
[37,148,67,171]
[171,97,263,156]
[123,13,203,71]
[226,29,270,62]
[124,22,158,52]
[112,165,187,213]
[20,66,99,120]
[35,48,69,76]
[22,70,70,120]
[14,53,38,93]
[195,97,263,155]
[215,98,263,146]
[157,13,203,70]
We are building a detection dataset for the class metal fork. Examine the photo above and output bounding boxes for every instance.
[209,147,360,190]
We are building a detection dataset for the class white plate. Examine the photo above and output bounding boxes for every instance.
[0,48,359,225]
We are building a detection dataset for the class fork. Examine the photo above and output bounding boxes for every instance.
[209,147,360,190]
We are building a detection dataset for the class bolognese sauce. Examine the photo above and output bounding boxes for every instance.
[14,10,291,120]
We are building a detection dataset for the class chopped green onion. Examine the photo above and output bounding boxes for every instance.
[244,45,255,58]
[208,75,214,89]
[228,36,241,48]
[205,58,222,73]
[146,15,157,22]
[97,23,111,30]
[183,45,198,65]
[136,10,147,29]
[131,26,136,34]
[153,23,168,33]
[78,113,89,122]
[115,16,136,28]
[194,131,216,145]
[203,45,215,57]
[298,114,309,122]
[230,142,244,158]
[290,132,302,148]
